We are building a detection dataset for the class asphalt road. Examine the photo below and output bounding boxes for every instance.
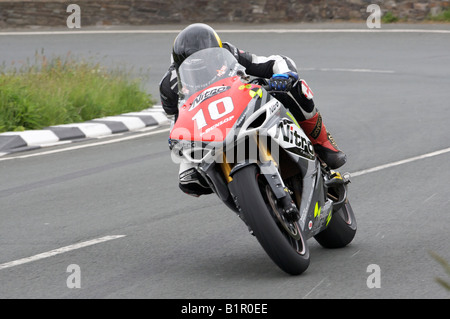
[0,23,449,300]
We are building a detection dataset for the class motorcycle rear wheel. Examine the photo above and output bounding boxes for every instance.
[314,199,357,248]
[232,165,310,275]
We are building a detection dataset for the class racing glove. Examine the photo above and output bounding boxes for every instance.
[267,72,298,91]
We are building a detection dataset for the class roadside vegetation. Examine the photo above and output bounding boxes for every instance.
[426,8,450,22]
[381,8,450,23]
[429,251,450,291]
[382,11,400,23]
[0,52,154,133]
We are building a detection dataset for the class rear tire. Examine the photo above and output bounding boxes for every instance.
[314,200,357,248]
[231,165,310,275]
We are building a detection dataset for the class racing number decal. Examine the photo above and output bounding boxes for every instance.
[191,109,207,129]
[209,97,234,120]
[192,96,234,129]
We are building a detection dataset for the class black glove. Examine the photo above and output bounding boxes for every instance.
[267,72,298,91]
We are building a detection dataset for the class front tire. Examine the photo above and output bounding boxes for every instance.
[231,165,310,275]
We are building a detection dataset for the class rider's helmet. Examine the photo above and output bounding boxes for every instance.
[172,23,223,68]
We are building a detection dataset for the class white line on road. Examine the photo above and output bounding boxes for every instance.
[303,278,327,299]
[0,235,126,270]
[220,29,450,34]
[1,29,450,36]
[350,147,450,177]
[300,67,395,74]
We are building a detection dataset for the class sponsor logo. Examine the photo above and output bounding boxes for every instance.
[274,119,314,157]
[200,115,235,137]
[268,101,280,115]
[217,65,227,77]
[189,86,230,111]
[239,84,252,90]
[310,112,322,140]
[249,87,263,98]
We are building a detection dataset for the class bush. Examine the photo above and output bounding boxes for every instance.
[0,52,154,133]
[382,11,399,23]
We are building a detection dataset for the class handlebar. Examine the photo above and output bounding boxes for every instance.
[239,74,290,94]
[261,85,290,94]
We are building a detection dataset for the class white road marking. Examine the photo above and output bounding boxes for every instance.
[1,29,450,36]
[0,235,126,270]
[300,67,395,74]
[303,278,327,299]
[350,147,450,177]
[423,193,437,203]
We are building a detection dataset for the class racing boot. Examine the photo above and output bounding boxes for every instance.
[299,112,347,169]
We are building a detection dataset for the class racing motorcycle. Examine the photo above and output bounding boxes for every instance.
[169,47,357,275]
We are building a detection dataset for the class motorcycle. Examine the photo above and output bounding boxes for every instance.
[169,47,357,275]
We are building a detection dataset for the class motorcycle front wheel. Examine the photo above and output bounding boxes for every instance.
[231,165,310,276]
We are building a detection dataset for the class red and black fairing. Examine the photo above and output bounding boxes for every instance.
[170,76,263,144]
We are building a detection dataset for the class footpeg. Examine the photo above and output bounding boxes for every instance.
[325,171,350,187]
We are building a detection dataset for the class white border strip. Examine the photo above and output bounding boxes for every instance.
[1,130,59,146]
[0,235,126,270]
[350,147,450,177]
[1,29,450,36]
[0,127,170,161]
[92,116,146,131]
[53,122,112,138]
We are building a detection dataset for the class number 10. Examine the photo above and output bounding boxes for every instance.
[192,96,234,129]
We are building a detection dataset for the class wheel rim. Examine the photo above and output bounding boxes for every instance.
[263,184,306,255]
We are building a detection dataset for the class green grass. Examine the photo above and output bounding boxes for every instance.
[0,52,154,133]
[382,11,399,24]
[429,251,450,291]
[427,8,450,22]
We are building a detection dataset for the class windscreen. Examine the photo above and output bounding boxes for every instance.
[177,47,245,103]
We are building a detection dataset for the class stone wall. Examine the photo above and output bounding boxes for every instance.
[0,0,449,29]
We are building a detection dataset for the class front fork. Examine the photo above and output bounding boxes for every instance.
[221,134,299,221]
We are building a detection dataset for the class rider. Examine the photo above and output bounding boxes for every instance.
[159,23,346,197]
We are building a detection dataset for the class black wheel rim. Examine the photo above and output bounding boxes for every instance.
[258,178,306,255]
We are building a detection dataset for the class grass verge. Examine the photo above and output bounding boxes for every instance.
[382,11,400,24]
[427,8,450,22]
[0,52,154,133]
